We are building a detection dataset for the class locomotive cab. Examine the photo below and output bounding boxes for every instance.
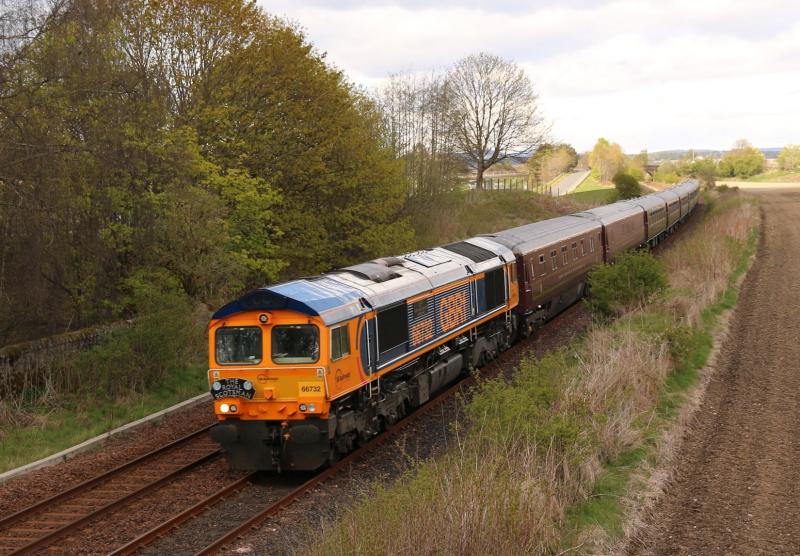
[208,309,337,471]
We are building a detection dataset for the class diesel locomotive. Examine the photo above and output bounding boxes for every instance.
[208,180,699,471]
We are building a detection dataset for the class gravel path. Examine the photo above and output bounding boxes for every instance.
[629,188,800,555]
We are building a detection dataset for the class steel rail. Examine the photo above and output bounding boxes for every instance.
[0,424,214,531]
[6,449,222,556]
[192,374,471,556]
[108,472,257,556]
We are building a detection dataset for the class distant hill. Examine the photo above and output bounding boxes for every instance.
[648,148,782,161]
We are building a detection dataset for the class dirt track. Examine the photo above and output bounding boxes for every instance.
[630,188,800,555]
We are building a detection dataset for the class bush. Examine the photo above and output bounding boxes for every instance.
[612,172,641,199]
[586,251,668,317]
[74,270,204,397]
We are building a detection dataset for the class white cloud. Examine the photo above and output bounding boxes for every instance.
[259,0,800,151]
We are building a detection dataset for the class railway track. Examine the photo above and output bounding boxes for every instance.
[111,372,471,556]
[0,426,219,556]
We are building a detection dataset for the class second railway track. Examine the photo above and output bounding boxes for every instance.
[0,426,219,556]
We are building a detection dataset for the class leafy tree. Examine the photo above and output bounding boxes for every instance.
[0,0,412,344]
[588,138,625,182]
[612,171,641,200]
[653,160,680,184]
[625,150,648,181]
[527,143,578,184]
[718,139,765,178]
[777,145,800,171]
[195,17,412,277]
[691,158,717,188]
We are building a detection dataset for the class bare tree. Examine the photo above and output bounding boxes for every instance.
[378,72,466,196]
[446,52,545,189]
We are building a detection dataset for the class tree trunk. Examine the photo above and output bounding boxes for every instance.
[475,165,484,190]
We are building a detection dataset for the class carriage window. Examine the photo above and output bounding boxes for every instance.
[539,254,545,264]
[331,325,350,361]
[216,326,262,365]
[561,246,568,265]
[272,325,319,364]
[590,238,596,252]
[529,261,535,279]
[550,250,558,270]
[580,239,585,255]
[572,242,578,258]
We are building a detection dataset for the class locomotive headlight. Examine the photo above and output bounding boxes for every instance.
[212,381,222,391]
[230,404,238,413]
[309,404,316,412]
[243,380,253,391]
[299,403,307,412]
[220,403,230,413]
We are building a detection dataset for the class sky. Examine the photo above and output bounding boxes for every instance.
[258,0,800,153]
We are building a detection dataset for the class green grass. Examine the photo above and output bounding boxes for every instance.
[568,188,619,204]
[0,364,208,473]
[408,189,581,249]
[567,174,619,204]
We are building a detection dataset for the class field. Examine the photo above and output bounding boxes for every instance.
[567,174,619,204]
[629,187,800,554]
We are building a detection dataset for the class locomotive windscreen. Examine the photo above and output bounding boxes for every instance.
[272,325,320,364]
[216,326,262,365]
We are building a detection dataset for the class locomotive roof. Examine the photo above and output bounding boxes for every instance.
[483,215,601,255]
[212,237,514,325]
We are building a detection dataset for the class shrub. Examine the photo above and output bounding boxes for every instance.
[612,172,641,199]
[74,270,204,397]
[586,251,667,317]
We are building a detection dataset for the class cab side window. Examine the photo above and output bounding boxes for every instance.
[331,325,350,361]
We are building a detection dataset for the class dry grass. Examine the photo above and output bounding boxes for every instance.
[662,195,758,325]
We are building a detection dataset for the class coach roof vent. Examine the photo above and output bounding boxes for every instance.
[441,241,497,263]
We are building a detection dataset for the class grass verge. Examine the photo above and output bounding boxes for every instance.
[568,174,618,204]
[305,189,759,555]
[0,364,208,473]
[407,189,594,249]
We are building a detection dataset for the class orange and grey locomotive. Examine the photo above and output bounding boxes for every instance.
[209,238,519,471]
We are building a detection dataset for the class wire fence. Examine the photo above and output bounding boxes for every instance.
[481,174,552,195]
